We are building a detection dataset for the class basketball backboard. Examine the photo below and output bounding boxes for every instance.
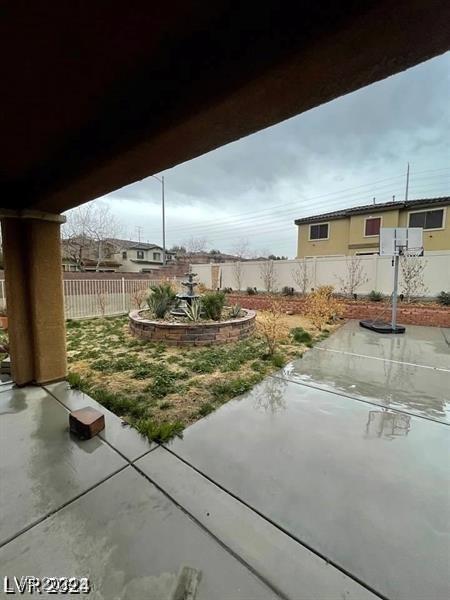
[379,227,423,256]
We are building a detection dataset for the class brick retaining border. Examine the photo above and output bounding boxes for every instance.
[225,294,450,328]
[129,308,256,346]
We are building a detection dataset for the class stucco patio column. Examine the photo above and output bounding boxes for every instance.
[1,211,67,385]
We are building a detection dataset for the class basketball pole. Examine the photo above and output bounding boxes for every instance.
[391,253,400,330]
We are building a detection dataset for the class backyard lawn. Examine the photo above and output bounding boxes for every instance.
[66,313,335,442]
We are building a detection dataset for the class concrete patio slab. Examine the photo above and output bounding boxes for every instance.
[0,386,126,546]
[0,466,279,600]
[165,377,450,600]
[136,446,378,600]
[279,344,450,423]
[45,381,153,462]
[318,320,450,370]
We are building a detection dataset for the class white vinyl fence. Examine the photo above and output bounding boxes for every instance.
[0,278,177,319]
[193,252,450,297]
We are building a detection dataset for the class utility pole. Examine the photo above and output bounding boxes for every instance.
[151,174,166,266]
[135,226,143,242]
[162,175,166,265]
[404,162,410,202]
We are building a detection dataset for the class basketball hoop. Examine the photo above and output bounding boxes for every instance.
[360,227,424,334]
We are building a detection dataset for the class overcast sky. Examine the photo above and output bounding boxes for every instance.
[96,51,449,258]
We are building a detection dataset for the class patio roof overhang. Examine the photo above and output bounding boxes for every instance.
[1,0,449,215]
[0,0,449,385]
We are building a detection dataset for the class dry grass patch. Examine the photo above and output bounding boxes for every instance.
[66,313,332,443]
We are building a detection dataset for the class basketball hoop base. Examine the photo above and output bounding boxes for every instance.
[359,320,405,334]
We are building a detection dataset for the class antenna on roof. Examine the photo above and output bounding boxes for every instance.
[405,162,410,201]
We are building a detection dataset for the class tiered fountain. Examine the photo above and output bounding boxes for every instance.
[129,273,256,346]
[170,272,200,317]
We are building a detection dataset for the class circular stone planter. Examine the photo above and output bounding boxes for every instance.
[129,308,256,346]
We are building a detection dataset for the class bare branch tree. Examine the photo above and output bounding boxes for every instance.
[63,202,120,271]
[400,255,428,302]
[232,261,243,290]
[259,260,278,292]
[183,236,209,256]
[230,238,250,291]
[231,238,250,260]
[336,256,368,297]
[291,260,310,295]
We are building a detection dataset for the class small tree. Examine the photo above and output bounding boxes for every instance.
[232,260,243,290]
[304,286,344,330]
[400,255,428,302]
[257,300,289,355]
[259,260,278,292]
[291,260,310,295]
[337,256,368,297]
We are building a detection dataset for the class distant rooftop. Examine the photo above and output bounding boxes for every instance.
[294,196,449,225]
[106,238,173,252]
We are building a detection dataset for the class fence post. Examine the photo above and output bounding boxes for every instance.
[121,277,126,312]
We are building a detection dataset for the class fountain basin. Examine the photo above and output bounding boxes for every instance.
[129,309,256,346]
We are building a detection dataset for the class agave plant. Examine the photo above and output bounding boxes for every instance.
[183,299,203,322]
[229,304,242,318]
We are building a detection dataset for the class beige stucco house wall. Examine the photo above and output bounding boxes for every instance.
[296,198,449,258]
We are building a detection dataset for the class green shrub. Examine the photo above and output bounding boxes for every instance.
[282,286,295,296]
[202,291,226,320]
[290,327,313,344]
[67,372,86,390]
[247,287,257,295]
[147,283,177,318]
[437,291,450,306]
[368,290,383,302]
[271,353,285,368]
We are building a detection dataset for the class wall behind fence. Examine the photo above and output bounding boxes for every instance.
[194,252,450,297]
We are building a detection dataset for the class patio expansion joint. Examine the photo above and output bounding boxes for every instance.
[0,464,129,551]
[315,346,450,372]
[130,455,292,600]
[268,372,449,427]
[158,446,388,600]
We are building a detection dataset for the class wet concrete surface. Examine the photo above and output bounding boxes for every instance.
[278,320,450,423]
[136,446,377,600]
[166,374,450,600]
[2,321,449,599]
[0,386,126,546]
[0,467,278,600]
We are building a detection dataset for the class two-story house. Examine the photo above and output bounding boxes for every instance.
[295,196,449,258]
[62,237,175,272]
[108,239,175,273]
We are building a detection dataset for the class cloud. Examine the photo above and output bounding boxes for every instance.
[97,52,450,256]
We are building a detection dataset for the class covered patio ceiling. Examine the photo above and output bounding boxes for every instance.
[1,0,449,215]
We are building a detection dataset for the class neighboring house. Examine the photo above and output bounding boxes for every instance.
[295,196,449,258]
[62,237,175,272]
[108,239,174,273]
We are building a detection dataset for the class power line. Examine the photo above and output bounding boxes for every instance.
[152,176,450,239]
[146,169,450,237]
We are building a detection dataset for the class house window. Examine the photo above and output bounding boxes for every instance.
[153,252,161,261]
[137,250,144,259]
[364,217,381,236]
[309,223,329,240]
[409,209,444,230]
[122,251,127,259]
